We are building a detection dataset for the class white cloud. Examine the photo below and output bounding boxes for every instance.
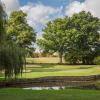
[2,0,100,30]
[1,0,20,15]
[20,3,60,27]
[65,1,86,16]
[1,0,61,28]
[65,0,100,18]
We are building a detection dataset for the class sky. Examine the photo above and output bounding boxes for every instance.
[1,0,100,37]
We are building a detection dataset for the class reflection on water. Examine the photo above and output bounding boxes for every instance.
[23,86,65,90]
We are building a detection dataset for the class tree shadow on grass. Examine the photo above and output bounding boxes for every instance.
[27,63,57,68]
[78,66,94,69]
[26,64,95,73]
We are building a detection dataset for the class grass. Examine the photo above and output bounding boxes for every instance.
[23,57,100,78]
[0,88,100,100]
[26,57,60,64]
[0,57,100,79]
[0,57,100,100]
[22,64,100,78]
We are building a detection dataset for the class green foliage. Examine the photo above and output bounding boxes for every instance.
[0,42,26,79]
[37,17,70,63]
[38,11,100,64]
[0,2,6,42]
[94,56,100,65]
[64,11,100,64]
[0,2,26,79]
[7,10,36,53]
[64,51,79,65]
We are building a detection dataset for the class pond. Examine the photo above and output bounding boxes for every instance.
[23,86,65,90]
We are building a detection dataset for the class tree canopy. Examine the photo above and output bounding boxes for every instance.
[38,11,100,64]
[65,11,100,64]
[0,2,26,79]
[7,10,36,54]
[38,17,71,63]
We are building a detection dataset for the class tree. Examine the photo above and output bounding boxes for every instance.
[65,11,100,64]
[0,2,25,79]
[38,11,100,64]
[37,17,70,63]
[7,10,36,54]
[0,1,6,43]
[0,43,26,79]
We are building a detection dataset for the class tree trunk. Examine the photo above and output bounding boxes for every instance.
[59,52,63,64]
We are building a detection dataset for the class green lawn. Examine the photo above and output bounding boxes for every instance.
[21,64,100,78]
[0,57,100,79]
[0,88,100,100]
[0,58,100,100]
[22,57,100,78]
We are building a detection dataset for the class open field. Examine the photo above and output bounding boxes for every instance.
[0,88,100,100]
[23,57,100,78]
[26,57,61,64]
[22,64,100,78]
[0,57,100,79]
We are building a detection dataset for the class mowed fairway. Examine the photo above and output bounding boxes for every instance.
[23,64,100,78]
[0,57,100,79]
[0,88,100,100]
[21,57,100,78]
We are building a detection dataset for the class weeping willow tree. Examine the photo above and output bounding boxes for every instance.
[0,1,26,79]
[0,1,6,42]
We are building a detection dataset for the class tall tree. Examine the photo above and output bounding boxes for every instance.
[38,17,70,63]
[38,11,100,64]
[0,1,6,42]
[65,11,100,64]
[0,2,25,79]
[7,11,36,54]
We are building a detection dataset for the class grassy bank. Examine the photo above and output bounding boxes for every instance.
[0,88,100,100]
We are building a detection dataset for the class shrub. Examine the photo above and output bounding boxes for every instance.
[93,56,100,65]
[64,53,78,65]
